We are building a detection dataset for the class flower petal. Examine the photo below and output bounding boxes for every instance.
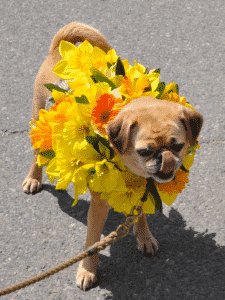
[59,40,78,60]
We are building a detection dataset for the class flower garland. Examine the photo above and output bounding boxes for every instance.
[29,40,200,216]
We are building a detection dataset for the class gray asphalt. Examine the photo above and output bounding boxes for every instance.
[1,0,225,299]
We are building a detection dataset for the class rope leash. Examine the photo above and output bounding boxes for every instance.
[0,206,143,296]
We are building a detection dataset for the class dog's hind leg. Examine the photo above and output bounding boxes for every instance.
[22,49,60,194]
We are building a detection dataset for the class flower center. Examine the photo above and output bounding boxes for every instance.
[101,110,110,122]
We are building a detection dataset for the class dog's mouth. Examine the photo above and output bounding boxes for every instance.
[152,170,175,183]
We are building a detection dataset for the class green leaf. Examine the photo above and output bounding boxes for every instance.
[152,68,160,74]
[90,67,116,90]
[163,82,179,96]
[107,62,113,69]
[115,57,125,76]
[86,135,101,154]
[96,135,114,159]
[99,142,111,159]
[140,186,149,203]
[110,75,124,88]
[39,149,55,159]
[144,68,150,74]
[87,167,96,174]
[188,141,199,154]
[143,86,152,92]
[75,95,89,104]
[86,135,98,145]
[48,97,55,103]
[86,134,114,158]
[180,165,189,173]
[147,72,160,83]
[96,134,112,150]
[155,82,165,99]
[44,83,68,93]
[145,67,160,75]
[91,75,98,83]
[87,167,96,179]
[146,178,163,213]
[109,149,114,160]
[86,135,97,143]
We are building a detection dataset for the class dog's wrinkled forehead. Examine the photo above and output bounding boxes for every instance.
[126,98,183,138]
[131,108,185,149]
[123,97,183,121]
[133,119,183,149]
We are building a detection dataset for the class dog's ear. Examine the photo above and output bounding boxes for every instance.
[181,106,203,146]
[105,114,137,154]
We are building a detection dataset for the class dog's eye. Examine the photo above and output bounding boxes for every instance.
[170,143,185,152]
[137,148,154,157]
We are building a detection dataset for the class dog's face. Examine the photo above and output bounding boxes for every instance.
[106,96,203,183]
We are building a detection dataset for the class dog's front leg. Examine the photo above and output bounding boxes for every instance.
[133,213,159,256]
[76,192,111,290]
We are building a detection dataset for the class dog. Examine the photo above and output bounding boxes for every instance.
[22,22,203,290]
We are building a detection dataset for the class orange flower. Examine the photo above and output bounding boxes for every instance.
[92,94,123,133]
[30,98,72,151]
[120,75,149,98]
[49,101,72,123]
[161,92,186,105]
[121,76,133,97]
[156,169,189,195]
[50,96,73,112]
[30,110,53,152]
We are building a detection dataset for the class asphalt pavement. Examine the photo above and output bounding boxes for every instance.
[1,0,225,299]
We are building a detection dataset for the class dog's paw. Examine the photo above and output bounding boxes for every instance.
[137,233,159,256]
[134,228,159,256]
[22,177,42,194]
[76,258,99,291]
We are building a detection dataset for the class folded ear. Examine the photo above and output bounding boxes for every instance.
[105,114,137,154]
[181,106,203,146]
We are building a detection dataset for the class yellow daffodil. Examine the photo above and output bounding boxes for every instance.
[66,70,90,91]
[53,40,93,79]
[45,157,61,183]
[72,164,93,206]
[119,74,150,99]
[72,139,102,164]
[106,49,118,65]
[89,159,127,193]
[161,91,195,110]
[90,46,107,70]
[37,153,51,167]
[63,116,93,149]
[126,60,146,79]
[46,136,81,189]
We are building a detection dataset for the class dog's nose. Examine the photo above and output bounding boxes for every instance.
[159,151,176,174]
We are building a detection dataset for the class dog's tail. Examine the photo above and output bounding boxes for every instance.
[49,22,113,54]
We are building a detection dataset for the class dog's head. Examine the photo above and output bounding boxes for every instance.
[105,96,203,183]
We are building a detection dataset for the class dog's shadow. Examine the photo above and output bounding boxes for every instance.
[43,183,225,299]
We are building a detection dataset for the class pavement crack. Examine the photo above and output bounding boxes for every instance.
[200,140,225,145]
[0,129,29,135]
